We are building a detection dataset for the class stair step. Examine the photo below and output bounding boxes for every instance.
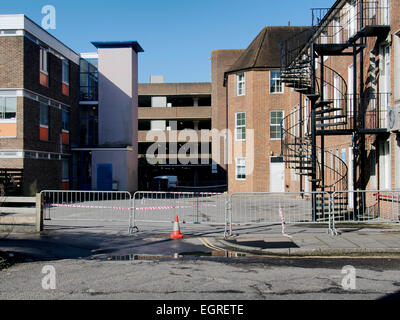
[315,115,347,122]
[316,122,347,128]
[315,100,334,107]
[315,108,342,115]
[295,167,313,170]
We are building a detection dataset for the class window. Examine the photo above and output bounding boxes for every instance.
[40,103,49,127]
[62,59,69,84]
[62,160,69,181]
[40,47,48,74]
[62,110,69,132]
[270,110,284,140]
[237,73,245,96]
[80,58,99,101]
[235,112,246,141]
[333,17,341,43]
[235,158,246,180]
[348,1,357,39]
[270,71,283,93]
[0,97,17,120]
[333,75,341,122]
[321,30,328,44]
[348,64,354,117]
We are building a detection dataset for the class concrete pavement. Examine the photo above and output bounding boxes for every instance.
[213,224,400,256]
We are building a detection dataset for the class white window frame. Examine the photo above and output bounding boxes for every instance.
[0,97,17,122]
[394,31,400,102]
[347,1,357,39]
[333,75,341,123]
[235,157,246,181]
[270,110,284,140]
[236,73,245,96]
[333,17,341,43]
[380,44,391,127]
[380,0,390,25]
[348,64,354,117]
[270,71,284,94]
[235,112,246,141]
[40,47,48,74]
[379,139,391,190]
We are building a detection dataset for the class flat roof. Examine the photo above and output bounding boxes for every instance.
[91,41,144,53]
[0,14,80,64]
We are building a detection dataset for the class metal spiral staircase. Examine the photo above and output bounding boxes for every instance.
[280,29,349,221]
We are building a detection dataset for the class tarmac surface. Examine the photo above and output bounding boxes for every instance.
[1,221,400,261]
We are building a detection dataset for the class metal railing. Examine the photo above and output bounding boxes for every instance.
[38,189,399,237]
[332,190,400,223]
[228,192,331,235]
[41,190,132,223]
[130,191,227,234]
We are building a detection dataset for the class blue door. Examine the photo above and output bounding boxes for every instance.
[97,164,113,191]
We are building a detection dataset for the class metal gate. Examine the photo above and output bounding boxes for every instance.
[41,190,132,226]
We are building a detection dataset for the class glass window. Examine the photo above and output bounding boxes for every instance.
[270,110,284,140]
[236,158,246,180]
[62,110,69,131]
[0,97,17,120]
[40,103,49,127]
[333,17,341,43]
[62,59,69,84]
[270,71,283,93]
[80,59,89,73]
[79,58,99,101]
[235,112,246,141]
[237,73,245,96]
[62,160,69,181]
[40,47,48,73]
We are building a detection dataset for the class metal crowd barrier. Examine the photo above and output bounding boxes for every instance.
[227,192,332,236]
[39,189,400,236]
[332,190,400,223]
[41,190,132,224]
[129,191,227,234]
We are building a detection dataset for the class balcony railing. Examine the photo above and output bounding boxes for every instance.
[360,92,391,130]
[313,1,390,47]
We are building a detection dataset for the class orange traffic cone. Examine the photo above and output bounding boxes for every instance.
[170,216,184,239]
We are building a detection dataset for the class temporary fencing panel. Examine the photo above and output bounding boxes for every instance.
[129,191,227,233]
[41,190,132,224]
[332,190,400,223]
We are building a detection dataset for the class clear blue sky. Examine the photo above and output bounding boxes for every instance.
[2,0,336,83]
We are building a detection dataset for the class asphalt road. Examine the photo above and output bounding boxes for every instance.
[0,255,400,300]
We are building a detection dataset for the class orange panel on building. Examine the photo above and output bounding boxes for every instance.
[40,126,49,141]
[0,123,17,137]
[62,181,69,190]
[62,131,70,145]
[62,83,69,96]
[40,72,49,87]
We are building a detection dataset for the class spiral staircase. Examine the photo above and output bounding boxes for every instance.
[280,30,349,221]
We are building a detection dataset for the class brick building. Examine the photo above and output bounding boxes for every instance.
[214,26,310,193]
[137,76,227,190]
[0,15,79,195]
[279,0,398,219]
[0,15,143,195]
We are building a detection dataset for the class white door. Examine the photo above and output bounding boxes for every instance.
[379,140,391,190]
[270,157,285,192]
